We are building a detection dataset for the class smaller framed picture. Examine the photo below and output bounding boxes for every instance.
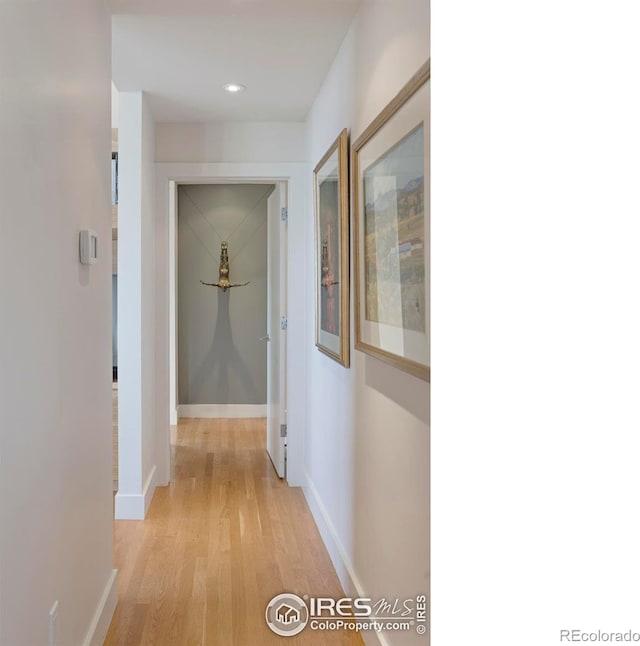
[353,61,430,381]
[314,128,350,367]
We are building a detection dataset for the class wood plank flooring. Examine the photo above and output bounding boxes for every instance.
[104,418,364,646]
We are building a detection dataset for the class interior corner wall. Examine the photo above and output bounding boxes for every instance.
[0,1,116,645]
[303,2,430,645]
[116,90,158,519]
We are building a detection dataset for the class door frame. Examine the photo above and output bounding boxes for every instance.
[154,162,307,487]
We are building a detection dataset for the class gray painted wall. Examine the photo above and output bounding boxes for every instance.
[178,184,272,405]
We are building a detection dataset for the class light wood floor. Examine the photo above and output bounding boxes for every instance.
[104,418,364,645]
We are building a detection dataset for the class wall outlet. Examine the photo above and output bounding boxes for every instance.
[49,601,58,646]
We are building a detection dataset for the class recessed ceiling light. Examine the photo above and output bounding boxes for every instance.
[223,83,246,94]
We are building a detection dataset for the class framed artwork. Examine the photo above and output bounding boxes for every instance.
[352,61,430,381]
[314,128,350,367]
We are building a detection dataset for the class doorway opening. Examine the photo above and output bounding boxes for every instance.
[170,180,288,479]
[156,162,306,489]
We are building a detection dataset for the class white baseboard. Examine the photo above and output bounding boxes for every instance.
[83,568,118,646]
[170,408,178,425]
[114,465,157,520]
[178,404,267,419]
[303,470,386,646]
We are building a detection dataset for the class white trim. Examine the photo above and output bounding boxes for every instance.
[82,569,118,646]
[114,464,157,520]
[155,161,307,487]
[169,180,178,429]
[303,470,386,646]
[178,404,267,419]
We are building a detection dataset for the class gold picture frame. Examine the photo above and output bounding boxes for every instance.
[352,61,430,381]
[314,128,350,367]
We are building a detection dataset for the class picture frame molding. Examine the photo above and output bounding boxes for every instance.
[352,60,430,382]
[313,128,351,367]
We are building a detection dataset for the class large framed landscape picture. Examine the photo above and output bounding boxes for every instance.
[353,61,430,381]
[314,128,350,367]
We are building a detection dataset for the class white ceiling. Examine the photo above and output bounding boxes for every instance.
[111,0,361,122]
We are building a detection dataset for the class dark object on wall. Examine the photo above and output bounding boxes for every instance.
[200,241,250,292]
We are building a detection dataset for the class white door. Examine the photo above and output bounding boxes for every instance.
[266,182,287,478]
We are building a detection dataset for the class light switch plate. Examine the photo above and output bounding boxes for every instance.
[80,229,98,265]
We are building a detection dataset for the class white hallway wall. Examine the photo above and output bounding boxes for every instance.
[303,2,430,645]
[155,122,305,164]
[116,91,160,520]
[0,1,117,644]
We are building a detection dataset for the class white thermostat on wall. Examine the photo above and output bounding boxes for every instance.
[79,229,98,265]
